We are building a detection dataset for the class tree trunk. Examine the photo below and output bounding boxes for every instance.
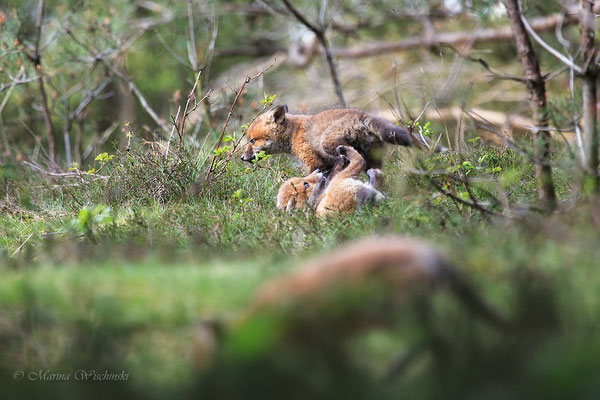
[33,0,57,167]
[502,0,557,211]
[580,0,599,193]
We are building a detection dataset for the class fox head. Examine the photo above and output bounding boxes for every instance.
[241,105,289,163]
[277,169,323,212]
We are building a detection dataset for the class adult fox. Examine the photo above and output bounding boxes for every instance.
[241,105,424,172]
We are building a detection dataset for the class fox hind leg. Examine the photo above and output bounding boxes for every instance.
[357,186,385,209]
[367,168,383,189]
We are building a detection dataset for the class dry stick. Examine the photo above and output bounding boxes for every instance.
[0,67,24,115]
[440,44,526,83]
[69,77,112,120]
[180,0,199,140]
[186,0,198,69]
[502,0,557,212]
[199,60,276,198]
[0,75,39,94]
[199,12,218,129]
[520,10,583,74]
[280,0,346,106]
[22,160,108,180]
[166,106,182,159]
[11,233,35,257]
[556,12,587,162]
[178,71,202,140]
[579,0,599,191]
[422,170,501,217]
[59,76,72,166]
[31,0,57,166]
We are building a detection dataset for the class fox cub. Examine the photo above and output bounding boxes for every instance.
[277,146,384,216]
[242,105,421,172]
[276,169,324,212]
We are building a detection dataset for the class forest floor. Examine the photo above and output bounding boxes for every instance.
[1,141,600,398]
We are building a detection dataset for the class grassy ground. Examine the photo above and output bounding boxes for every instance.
[1,140,600,398]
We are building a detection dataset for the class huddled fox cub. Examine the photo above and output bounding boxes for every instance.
[242,105,424,172]
[277,146,384,216]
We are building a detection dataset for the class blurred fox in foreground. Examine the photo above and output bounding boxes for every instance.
[277,145,384,215]
[241,105,427,172]
[193,236,507,399]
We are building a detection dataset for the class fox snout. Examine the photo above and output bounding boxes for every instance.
[241,145,255,162]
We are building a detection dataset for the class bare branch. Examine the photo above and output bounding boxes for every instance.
[333,13,578,59]
[30,0,57,166]
[166,106,182,159]
[187,0,198,69]
[280,0,346,106]
[519,8,583,74]
[64,27,170,134]
[579,0,599,191]
[198,59,277,198]
[179,71,203,139]
[69,77,113,120]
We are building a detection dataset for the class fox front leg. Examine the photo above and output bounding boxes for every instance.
[308,173,327,208]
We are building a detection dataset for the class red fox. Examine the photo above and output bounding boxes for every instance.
[276,169,324,212]
[243,235,506,329]
[277,146,384,216]
[248,236,451,313]
[241,105,422,172]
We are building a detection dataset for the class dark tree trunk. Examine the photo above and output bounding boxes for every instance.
[580,0,599,193]
[502,0,557,211]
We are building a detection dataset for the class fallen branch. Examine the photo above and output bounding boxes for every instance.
[380,107,544,135]
[23,160,109,181]
[333,13,578,59]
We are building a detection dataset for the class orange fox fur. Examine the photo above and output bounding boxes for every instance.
[313,146,384,216]
[194,236,507,369]
[243,235,506,329]
[277,146,384,216]
[245,236,453,320]
[241,105,419,172]
[196,236,451,370]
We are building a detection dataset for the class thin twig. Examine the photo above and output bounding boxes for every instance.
[63,26,170,134]
[11,233,35,257]
[179,71,203,139]
[280,0,346,106]
[519,6,583,74]
[166,106,182,159]
[198,59,277,197]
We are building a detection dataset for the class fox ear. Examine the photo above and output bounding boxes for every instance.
[272,105,287,124]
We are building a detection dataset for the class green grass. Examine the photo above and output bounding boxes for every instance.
[1,142,599,398]
[0,257,281,397]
